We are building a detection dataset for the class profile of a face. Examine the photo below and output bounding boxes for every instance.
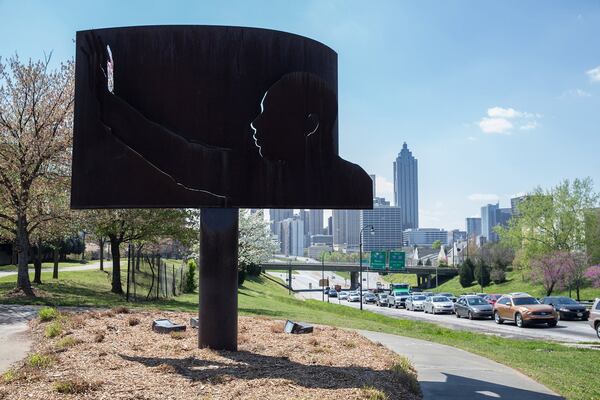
[251,72,333,162]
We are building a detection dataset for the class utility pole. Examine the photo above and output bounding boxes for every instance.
[359,225,375,310]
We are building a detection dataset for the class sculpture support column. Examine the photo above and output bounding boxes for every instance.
[199,208,238,351]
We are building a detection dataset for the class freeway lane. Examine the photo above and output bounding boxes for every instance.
[272,270,598,343]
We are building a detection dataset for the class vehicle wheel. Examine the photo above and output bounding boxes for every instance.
[468,311,473,320]
[547,320,557,328]
[494,311,503,324]
[456,311,461,318]
[596,323,600,339]
[515,313,525,328]
[556,312,560,322]
[432,308,436,315]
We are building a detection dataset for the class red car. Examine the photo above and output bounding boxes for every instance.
[484,294,502,305]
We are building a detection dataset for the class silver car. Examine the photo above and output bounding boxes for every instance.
[424,296,455,314]
[347,291,360,302]
[338,291,349,301]
[406,295,427,311]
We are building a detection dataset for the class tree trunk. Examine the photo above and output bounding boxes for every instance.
[33,239,42,284]
[576,286,580,302]
[53,247,59,279]
[16,215,34,296]
[99,238,104,271]
[109,236,123,294]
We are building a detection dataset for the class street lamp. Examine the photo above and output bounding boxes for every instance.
[359,225,375,310]
[321,244,333,301]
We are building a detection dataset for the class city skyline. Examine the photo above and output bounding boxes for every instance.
[3,1,599,230]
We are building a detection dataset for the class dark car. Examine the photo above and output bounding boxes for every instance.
[363,292,377,304]
[455,295,493,319]
[540,296,589,321]
[328,289,338,298]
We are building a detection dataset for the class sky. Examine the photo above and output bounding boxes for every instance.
[2,0,600,230]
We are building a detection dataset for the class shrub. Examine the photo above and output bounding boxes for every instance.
[38,307,59,322]
[184,259,197,293]
[45,321,63,338]
[128,317,140,326]
[459,259,475,287]
[2,370,15,383]
[361,386,387,400]
[474,260,491,287]
[238,269,247,286]
[390,357,421,396]
[26,353,53,369]
[490,267,506,284]
[246,263,262,276]
[56,336,82,349]
[53,378,95,394]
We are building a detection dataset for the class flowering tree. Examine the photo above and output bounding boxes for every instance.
[0,55,74,295]
[585,265,600,288]
[238,209,277,267]
[531,251,573,296]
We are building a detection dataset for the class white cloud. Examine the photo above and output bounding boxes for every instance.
[375,176,394,202]
[478,117,513,134]
[477,106,540,135]
[586,66,600,82]
[561,88,591,98]
[467,193,500,202]
[467,136,478,141]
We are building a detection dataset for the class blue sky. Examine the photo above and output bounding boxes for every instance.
[2,0,600,230]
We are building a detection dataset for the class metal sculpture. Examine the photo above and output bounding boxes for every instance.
[71,26,373,350]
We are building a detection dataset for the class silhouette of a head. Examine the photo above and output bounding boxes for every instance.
[251,72,337,162]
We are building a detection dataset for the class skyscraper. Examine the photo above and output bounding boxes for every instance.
[361,205,403,252]
[394,142,419,229]
[481,204,499,243]
[466,217,482,239]
[269,209,293,235]
[332,209,347,248]
[308,209,324,237]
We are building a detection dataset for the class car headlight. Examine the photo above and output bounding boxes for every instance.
[558,308,570,312]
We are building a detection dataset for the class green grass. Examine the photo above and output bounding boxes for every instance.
[26,353,53,369]
[0,259,95,272]
[1,269,599,399]
[38,307,60,321]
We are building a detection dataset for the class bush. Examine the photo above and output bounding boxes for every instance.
[2,370,15,383]
[246,263,262,276]
[184,259,197,293]
[474,260,491,287]
[238,269,247,286]
[490,267,506,284]
[459,259,475,287]
[53,378,95,394]
[38,307,60,322]
[56,336,81,349]
[26,353,53,369]
[45,321,63,338]
[128,317,140,326]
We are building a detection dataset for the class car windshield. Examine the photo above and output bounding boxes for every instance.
[439,293,453,297]
[513,297,540,305]
[467,297,487,305]
[555,297,577,305]
[432,296,449,302]
[412,296,426,300]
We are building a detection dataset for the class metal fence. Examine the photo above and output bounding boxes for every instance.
[125,251,188,302]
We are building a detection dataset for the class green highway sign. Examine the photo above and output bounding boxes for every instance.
[389,251,406,270]
[370,251,387,270]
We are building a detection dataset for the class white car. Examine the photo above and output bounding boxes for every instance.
[347,292,360,302]
[406,295,428,311]
[338,291,349,301]
[424,296,455,314]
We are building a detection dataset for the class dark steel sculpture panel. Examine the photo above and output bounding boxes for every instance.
[72,26,372,209]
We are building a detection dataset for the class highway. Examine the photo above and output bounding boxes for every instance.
[269,270,598,344]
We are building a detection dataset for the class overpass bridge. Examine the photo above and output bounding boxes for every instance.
[260,261,458,290]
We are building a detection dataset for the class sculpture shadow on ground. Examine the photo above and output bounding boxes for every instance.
[120,350,418,398]
[420,373,564,400]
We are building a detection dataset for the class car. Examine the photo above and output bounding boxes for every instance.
[589,298,600,339]
[438,292,457,302]
[493,293,558,328]
[376,293,390,307]
[484,294,502,305]
[338,291,349,301]
[391,293,409,308]
[421,291,434,298]
[363,292,377,304]
[455,295,493,319]
[328,289,338,298]
[406,295,427,311]
[347,292,360,302]
[424,296,455,314]
[476,293,488,298]
[540,296,589,321]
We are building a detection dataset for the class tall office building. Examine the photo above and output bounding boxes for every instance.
[393,142,419,229]
[481,204,499,242]
[511,195,528,217]
[279,217,304,257]
[346,210,361,250]
[308,209,324,237]
[403,228,448,247]
[466,217,482,239]
[361,205,403,252]
[327,216,333,235]
[332,209,347,248]
[370,174,376,198]
[269,209,293,235]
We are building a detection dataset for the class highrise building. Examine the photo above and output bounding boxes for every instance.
[327,216,333,235]
[308,209,324,237]
[481,204,499,242]
[393,142,419,229]
[370,174,376,198]
[510,195,528,217]
[332,209,361,251]
[361,205,403,252]
[403,228,448,247]
[447,229,467,244]
[466,217,482,239]
[269,209,293,235]
[279,217,304,257]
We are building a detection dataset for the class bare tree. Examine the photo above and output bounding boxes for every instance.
[0,55,73,295]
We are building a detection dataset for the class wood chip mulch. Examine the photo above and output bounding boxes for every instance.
[0,310,421,400]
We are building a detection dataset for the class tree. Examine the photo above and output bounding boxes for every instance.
[85,209,195,294]
[238,209,277,267]
[563,252,591,300]
[0,55,74,295]
[531,251,572,296]
[584,265,600,288]
[431,240,442,250]
[459,259,475,287]
[474,259,491,289]
[490,267,506,284]
[498,178,599,265]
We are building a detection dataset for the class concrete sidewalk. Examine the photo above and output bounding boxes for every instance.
[361,330,563,400]
[0,305,36,373]
[0,262,108,279]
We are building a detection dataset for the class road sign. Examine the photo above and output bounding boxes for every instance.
[319,279,329,287]
[389,251,406,271]
[370,251,387,270]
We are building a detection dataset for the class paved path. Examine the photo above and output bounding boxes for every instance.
[0,305,37,373]
[361,330,563,400]
[0,262,109,279]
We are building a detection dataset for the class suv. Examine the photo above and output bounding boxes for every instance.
[493,293,558,328]
[590,298,600,339]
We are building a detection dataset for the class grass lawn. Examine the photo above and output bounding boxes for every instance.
[1,270,599,400]
[0,259,93,273]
